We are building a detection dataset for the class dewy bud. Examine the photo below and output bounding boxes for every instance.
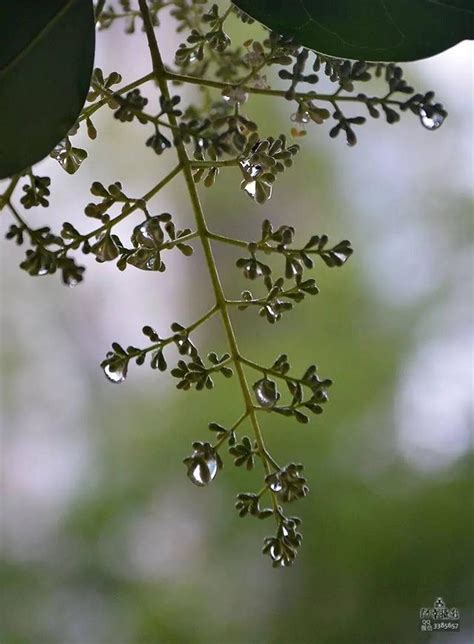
[183,442,222,486]
[253,378,280,408]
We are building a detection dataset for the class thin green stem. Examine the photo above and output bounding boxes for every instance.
[257,485,270,499]
[89,82,180,131]
[226,299,263,307]
[191,158,240,169]
[79,72,155,123]
[214,409,249,450]
[61,163,182,251]
[259,449,280,472]
[7,201,29,230]
[7,165,187,262]
[165,70,405,107]
[239,355,303,388]
[230,410,250,432]
[186,304,219,334]
[214,432,230,450]
[207,231,248,249]
[208,231,332,258]
[0,175,20,210]
[140,304,219,357]
[138,0,278,513]
[236,52,272,88]
[100,10,138,19]
[94,0,106,21]
[220,4,234,24]
[163,230,199,247]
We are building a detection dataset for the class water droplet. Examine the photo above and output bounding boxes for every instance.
[188,461,210,486]
[286,262,300,278]
[266,473,283,493]
[183,442,221,487]
[132,217,164,249]
[265,303,281,323]
[253,378,279,408]
[37,267,49,276]
[269,544,288,567]
[176,335,197,356]
[333,251,350,265]
[137,223,154,244]
[205,456,218,480]
[270,543,279,560]
[244,181,257,199]
[222,86,248,106]
[91,233,119,262]
[291,111,310,124]
[240,159,262,179]
[127,248,162,272]
[145,256,155,270]
[103,362,127,383]
[243,263,264,279]
[243,180,272,204]
[419,107,445,130]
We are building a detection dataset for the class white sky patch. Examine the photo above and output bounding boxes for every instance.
[396,330,473,472]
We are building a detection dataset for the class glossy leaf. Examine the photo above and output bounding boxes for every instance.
[0,0,95,179]
[232,0,473,62]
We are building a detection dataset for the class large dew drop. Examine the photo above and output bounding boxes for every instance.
[243,180,272,204]
[266,473,283,493]
[291,111,310,124]
[65,276,80,288]
[183,442,221,487]
[132,215,168,250]
[253,377,279,408]
[188,457,218,486]
[244,181,256,199]
[264,303,281,323]
[244,263,264,279]
[240,159,262,179]
[91,233,119,263]
[103,362,127,383]
[419,107,445,131]
[270,543,280,560]
[268,541,289,568]
[332,251,350,265]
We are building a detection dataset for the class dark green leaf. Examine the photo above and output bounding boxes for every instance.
[232,0,473,62]
[0,0,95,178]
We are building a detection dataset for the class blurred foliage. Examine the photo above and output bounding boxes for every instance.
[2,142,472,639]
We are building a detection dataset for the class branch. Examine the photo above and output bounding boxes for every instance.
[138,0,279,514]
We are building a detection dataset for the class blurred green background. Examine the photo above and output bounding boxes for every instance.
[1,6,473,643]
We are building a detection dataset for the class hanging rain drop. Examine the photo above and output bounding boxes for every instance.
[183,442,222,487]
[419,107,445,130]
[240,159,262,179]
[266,472,283,493]
[103,361,127,383]
[253,377,280,408]
[222,86,248,106]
